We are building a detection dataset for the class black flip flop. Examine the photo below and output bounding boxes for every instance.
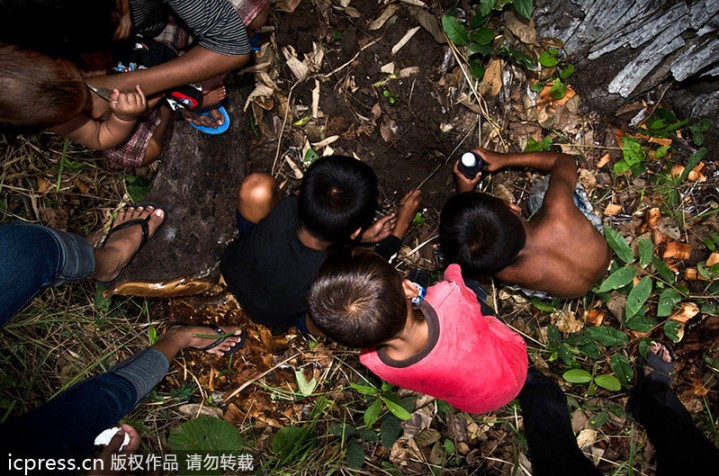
[166,322,246,356]
[97,203,166,285]
[637,340,675,387]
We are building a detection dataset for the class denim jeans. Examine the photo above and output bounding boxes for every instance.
[0,224,95,326]
[0,348,168,461]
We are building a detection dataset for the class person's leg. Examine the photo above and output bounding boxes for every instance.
[0,324,242,459]
[463,278,496,316]
[143,104,173,165]
[0,224,95,326]
[519,369,603,476]
[627,342,719,475]
[237,172,279,224]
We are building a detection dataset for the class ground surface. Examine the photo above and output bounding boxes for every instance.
[1,1,718,475]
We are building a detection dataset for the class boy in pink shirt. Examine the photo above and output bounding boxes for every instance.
[308,248,528,414]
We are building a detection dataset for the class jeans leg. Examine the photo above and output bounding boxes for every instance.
[0,348,168,460]
[0,224,95,326]
[627,380,719,475]
[519,369,602,476]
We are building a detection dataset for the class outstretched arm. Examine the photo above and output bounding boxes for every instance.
[474,148,578,211]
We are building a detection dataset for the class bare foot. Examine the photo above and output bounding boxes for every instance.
[201,85,227,109]
[93,205,165,282]
[181,105,225,128]
[163,324,244,357]
[644,341,673,377]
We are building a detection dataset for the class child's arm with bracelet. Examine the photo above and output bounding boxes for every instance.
[50,85,147,150]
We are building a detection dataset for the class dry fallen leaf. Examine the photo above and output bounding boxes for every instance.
[603,203,623,216]
[707,252,719,267]
[480,58,504,97]
[663,241,692,259]
[669,302,700,323]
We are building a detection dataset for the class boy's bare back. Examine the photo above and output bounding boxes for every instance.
[465,149,611,298]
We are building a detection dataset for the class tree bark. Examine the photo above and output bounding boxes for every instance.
[110,76,251,297]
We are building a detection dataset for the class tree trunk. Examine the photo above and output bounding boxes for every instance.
[109,76,251,297]
[534,0,719,121]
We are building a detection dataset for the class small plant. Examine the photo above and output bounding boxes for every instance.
[382,89,396,104]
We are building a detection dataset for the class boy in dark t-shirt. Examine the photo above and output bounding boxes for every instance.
[220,156,421,335]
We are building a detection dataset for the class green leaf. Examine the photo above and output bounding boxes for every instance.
[578,342,601,359]
[622,137,647,167]
[563,369,593,384]
[443,438,456,453]
[524,137,553,152]
[441,15,470,46]
[383,397,411,420]
[295,369,318,396]
[363,398,382,427]
[626,277,653,318]
[513,0,534,19]
[663,320,683,343]
[125,174,150,202]
[605,227,635,263]
[469,61,486,80]
[468,43,492,56]
[538,49,559,67]
[679,147,707,182]
[689,118,711,146]
[557,343,576,366]
[655,144,670,158]
[549,79,566,99]
[585,326,629,347]
[346,439,366,469]
[272,426,310,454]
[330,423,356,441]
[531,299,556,312]
[638,238,653,268]
[380,414,402,449]
[625,313,657,332]
[350,383,378,396]
[480,0,497,17]
[597,266,636,293]
[588,411,610,428]
[657,288,682,317]
[610,354,633,388]
[504,47,538,70]
[470,27,495,45]
[168,415,244,451]
[652,257,676,283]
[594,374,621,391]
[94,285,112,313]
[613,160,631,175]
[559,64,575,80]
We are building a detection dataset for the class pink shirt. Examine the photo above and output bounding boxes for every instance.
[360,264,528,414]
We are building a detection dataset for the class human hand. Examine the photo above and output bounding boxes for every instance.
[360,213,397,243]
[113,0,132,40]
[392,189,422,239]
[452,160,483,194]
[471,147,505,173]
[110,85,147,121]
[88,424,141,476]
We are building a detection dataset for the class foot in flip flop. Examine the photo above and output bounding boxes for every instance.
[92,204,165,283]
[165,322,245,357]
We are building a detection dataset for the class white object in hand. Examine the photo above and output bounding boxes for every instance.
[461,152,477,167]
[94,427,130,451]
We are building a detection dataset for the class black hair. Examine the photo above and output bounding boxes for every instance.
[298,155,378,243]
[439,192,526,275]
[308,248,406,348]
[0,0,116,61]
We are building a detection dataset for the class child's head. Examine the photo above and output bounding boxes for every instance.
[298,155,378,243]
[0,45,89,129]
[439,192,526,275]
[308,248,407,348]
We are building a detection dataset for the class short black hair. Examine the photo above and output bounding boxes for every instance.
[308,248,406,348]
[298,155,378,243]
[439,192,526,275]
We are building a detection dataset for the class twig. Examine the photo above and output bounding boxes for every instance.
[225,352,300,401]
[414,124,475,190]
[318,37,381,80]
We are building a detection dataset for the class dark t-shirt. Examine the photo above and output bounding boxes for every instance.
[220,197,327,334]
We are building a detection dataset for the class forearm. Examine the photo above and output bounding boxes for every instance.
[502,151,575,173]
[94,46,251,96]
[94,114,137,149]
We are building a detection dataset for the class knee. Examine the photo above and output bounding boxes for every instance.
[248,3,270,32]
[238,172,278,208]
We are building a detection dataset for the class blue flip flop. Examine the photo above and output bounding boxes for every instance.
[187,104,230,135]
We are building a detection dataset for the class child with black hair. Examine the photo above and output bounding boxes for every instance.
[0,45,148,152]
[308,247,528,414]
[220,156,422,336]
[440,148,611,299]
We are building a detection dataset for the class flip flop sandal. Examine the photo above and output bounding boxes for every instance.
[166,322,246,356]
[186,104,230,135]
[637,340,676,387]
[97,203,166,285]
